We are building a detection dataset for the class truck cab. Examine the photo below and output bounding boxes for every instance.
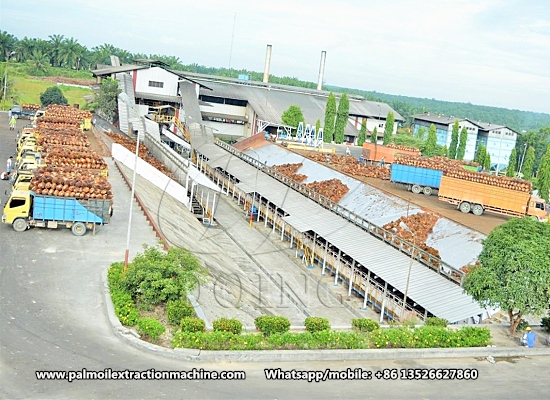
[17,137,38,154]
[527,198,548,221]
[2,190,31,231]
[11,171,33,191]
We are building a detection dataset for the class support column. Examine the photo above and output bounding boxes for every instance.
[321,241,328,276]
[348,259,356,297]
[334,249,341,286]
[362,270,371,310]
[379,282,388,323]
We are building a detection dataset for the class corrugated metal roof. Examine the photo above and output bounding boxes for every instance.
[198,81,404,136]
[135,91,181,103]
[92,65,148,76]
[194,142,486,323]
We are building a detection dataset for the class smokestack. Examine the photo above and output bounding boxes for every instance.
[263,44,272,83]
[317,50,326,90]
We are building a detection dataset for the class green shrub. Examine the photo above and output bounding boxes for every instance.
[166,299,195,325]
[172,331,369,350]
[254,316,291,336]
[541,317,550,332]
[304,317,331,333]
[455,326,492,347]
[352,318,380,332]
[213,318,243,335]
[107,262,125,291]
[517,319,529,331]
[425,317,449,327]
[136,317,166,340]
[110,289,139,326]
[180,317,206,333]
[370,326,491,349]
[119,246,207,307]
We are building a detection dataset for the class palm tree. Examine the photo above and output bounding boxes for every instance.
[27,50,50,75]
[59,37,84,69]
[0,31,17,61]
[91,43,117,67]
[48,34,65,67]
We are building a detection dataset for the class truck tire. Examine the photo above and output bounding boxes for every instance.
[422,186,433,196]
[459,202,471,213]
[71,222,87,236]
[411,184,422,194]
[12,218,28,232]
[472,204,484,216]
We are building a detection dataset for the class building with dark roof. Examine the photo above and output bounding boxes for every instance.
[93,59,404,144]
[411,113,518,171]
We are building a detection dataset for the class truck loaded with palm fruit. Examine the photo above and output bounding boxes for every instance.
[2,104,113,235]
[391,155,548,220]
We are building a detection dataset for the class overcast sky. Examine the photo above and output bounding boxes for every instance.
[3,0,550,113]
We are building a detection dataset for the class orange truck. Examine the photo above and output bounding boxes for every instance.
[361,143,420,164]
[438,175,548,220]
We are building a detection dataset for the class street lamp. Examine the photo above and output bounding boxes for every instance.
[399,221,416,320]
[118,92,143,271]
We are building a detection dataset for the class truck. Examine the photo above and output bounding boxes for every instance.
[437,175,548,220]
[2,190,112,236]
[361,142,420,164]
[390,164,443,196]
[11,104,40,120]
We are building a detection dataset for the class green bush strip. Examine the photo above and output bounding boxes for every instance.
[173,326,492,350]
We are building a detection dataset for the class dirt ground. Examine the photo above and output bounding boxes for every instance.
[32,76,95,87]
[291,149,508,236]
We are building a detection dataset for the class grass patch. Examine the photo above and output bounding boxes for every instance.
[11,76,93,108]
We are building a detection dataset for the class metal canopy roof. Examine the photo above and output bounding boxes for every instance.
[195,142,486,323]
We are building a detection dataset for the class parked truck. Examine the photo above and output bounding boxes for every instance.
[11,104,40,119]
[390,164,443,196]
[361,142,421,164]
[2,190,112,235]
[438,175,548,220]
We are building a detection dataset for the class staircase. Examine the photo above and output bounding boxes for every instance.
[188,191,204,216]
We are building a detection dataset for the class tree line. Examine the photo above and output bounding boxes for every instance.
[2,30,549,133]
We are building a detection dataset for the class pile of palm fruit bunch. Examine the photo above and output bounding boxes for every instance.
[444,169,531,192]
[43,148,107,170]
[304,178,349,203]
[271,163,308,182]
[307,153,390,179]
[386,143,420,152]
[44,104,92,121]
[106,132,174,178]
[382,213,441,262]
[394,155,476,173]
[29,166,112,199]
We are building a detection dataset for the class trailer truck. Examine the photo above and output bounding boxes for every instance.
[2,190,112,235]
[390,164,443,196]
[361,143,420,164]
[438,175,548,220]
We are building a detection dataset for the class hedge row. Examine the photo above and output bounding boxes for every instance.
[172,326,491,351]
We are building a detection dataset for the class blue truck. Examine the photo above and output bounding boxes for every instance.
[2,190,112,236]
[390,164,443,196]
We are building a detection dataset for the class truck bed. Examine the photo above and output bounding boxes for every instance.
[390,164,443,188]
[32,195,111,224]
[438,175,530,217]
[361,143,420,163]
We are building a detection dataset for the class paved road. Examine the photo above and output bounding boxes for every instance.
[1,115,548,399]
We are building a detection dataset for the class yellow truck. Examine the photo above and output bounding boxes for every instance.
[3,189,112,236]
[438,175,548,221]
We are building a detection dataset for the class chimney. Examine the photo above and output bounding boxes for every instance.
[317,50,326,90]
[263,44,272,83]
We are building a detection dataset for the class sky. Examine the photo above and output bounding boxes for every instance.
[2,0,550,114]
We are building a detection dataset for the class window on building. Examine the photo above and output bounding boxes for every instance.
[148,81,164,88]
